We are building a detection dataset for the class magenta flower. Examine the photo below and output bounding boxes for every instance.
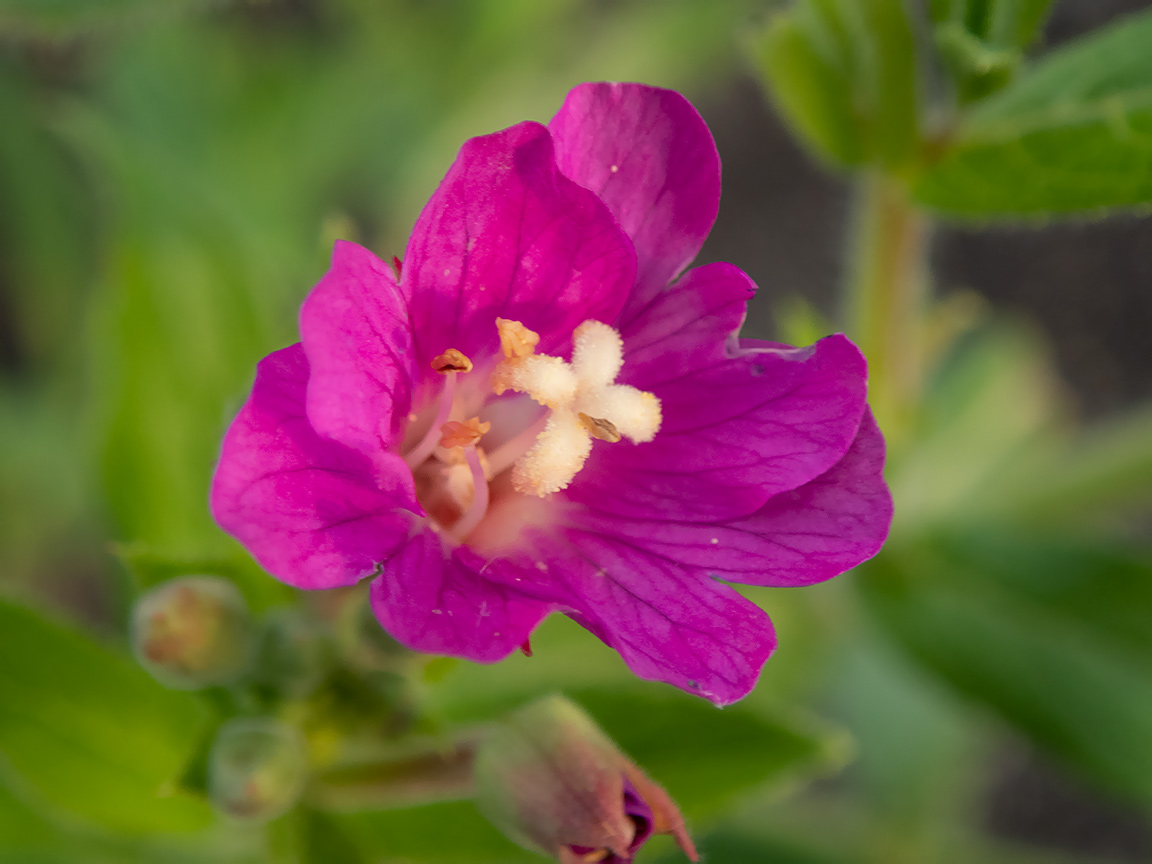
[211,83,892,705]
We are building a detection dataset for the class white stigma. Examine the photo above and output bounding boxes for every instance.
[491,319,662,496]
[511,409,592,496]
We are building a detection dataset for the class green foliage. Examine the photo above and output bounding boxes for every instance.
[0,0,213,38]
[0,598,213,833]
[576,688,849,820]
[929,0,1055,48]
[916,8,1152,215]
[861,532,1152,807]
[750,0,919,170]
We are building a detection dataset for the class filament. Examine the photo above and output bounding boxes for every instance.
[403,371,457,469]
[450,446,490,542]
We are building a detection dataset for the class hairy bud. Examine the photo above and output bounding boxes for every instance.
[131,576,253,689]
[474,695,696,864]
[208,718,308,822]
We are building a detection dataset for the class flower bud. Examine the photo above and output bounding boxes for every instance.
[252,608,329,698]
[131,576,253,689]
[474,695,697,864]
[208,718,308,822]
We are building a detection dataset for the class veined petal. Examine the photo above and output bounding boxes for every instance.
[211,345,419,590]
[500,530,775,706]
[369,529,555,663]
[572,411,892,587]
[300,241,416,469]
[568,331,869,522]
[403,121,636,384]
[549,83,720,328]
[618,262,753,385]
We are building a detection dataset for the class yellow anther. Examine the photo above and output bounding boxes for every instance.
[439,417,490,449]
[431,349,473,373]
[496,318,540,359]
[578,413,622,443]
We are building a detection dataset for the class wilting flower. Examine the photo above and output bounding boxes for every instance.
[474,695,695,863]
[211,82,891,705]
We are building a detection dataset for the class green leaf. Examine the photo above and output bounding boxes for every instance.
[0,0,211,38]
[332,802,540,864]
[929,0,1054,47]
[0,598,213,832]
[860,531,1152,806]
[572,688,850,820]
[914,9,1152,216]
[750,0,919,170]
[749,8,865,167]
[986,0,1055,48]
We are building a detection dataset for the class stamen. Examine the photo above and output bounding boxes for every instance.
[431,349,473,373]
[495,318,539,358]
[578,413,622,443]
[403,349,473,469]
[450,446,490,541]
[440,417,490,449]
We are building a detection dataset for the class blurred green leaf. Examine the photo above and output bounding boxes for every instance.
[751,0,919,170]
[929,0,1054,48]
[915,8,1152,215]
[860,532,1152,806]
[0,598,213,832]
[0,0,212,38]
[987,0,1055,48]
[574,688,850,820]
[425,618,847,820]
[933,22,1020,104]
[750,7,865,167]
[889,324,1062,535]
[332,801,539,864]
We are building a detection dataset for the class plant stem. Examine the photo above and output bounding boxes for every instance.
[845,172,932,441]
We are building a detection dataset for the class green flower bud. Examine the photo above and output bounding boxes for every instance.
[131,576,253,689]
[208,718,308,822]
[474,695,696,864]
[252,608,329,698]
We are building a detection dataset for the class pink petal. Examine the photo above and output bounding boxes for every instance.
[568,327,869,523]
[548,83,720,328]
[572,410,892,588]
[210,344,419,590]
[369,529,555,663]
[617,261,753,385]
[499,531,775,705]
[299,241,416,469]
[402,121,636,385]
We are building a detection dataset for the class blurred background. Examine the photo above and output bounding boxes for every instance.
[2,0,1151,862]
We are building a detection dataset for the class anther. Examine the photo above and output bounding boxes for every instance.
[578,413,621,443]
[431,349,473,373]
[440,417,490,449]
[496,318,540,359]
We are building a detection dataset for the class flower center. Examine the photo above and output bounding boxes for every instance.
[401,319,661,542]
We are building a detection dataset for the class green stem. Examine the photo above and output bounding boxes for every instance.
[845,172,932,440]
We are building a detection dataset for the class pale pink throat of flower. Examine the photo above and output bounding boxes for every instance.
[398,319,661,543]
